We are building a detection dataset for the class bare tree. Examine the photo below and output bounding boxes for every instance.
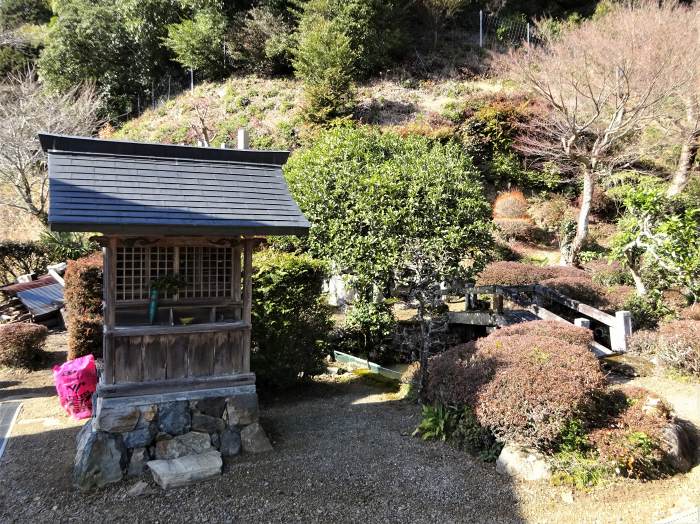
[0,71,102,223]
[666,93,700,197]
[505,1,694,265]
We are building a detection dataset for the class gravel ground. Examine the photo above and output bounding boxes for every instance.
[0,333,699,523]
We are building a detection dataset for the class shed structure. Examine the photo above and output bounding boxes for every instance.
[40,133,309,398]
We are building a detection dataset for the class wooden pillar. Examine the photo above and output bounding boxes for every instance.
[102,237,117,385]
[241,239,253,373]
[611,310,632,353]
[232,243,242,320]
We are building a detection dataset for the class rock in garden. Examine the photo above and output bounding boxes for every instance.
[210,432,221,450]
[661,422,695,473]
[93,405,140,433]
[157,401,191,435]
[147,451,222,489]
[128,447,150,477]
[191,413,225,434]
[194,397,226,418]
[155,431,213,460]
[73,422,127,491]
[219,428,242,457]
[240,423,273,454]
[127,480,150,497]
[123,425,156,448]
[224,394,258,427]
[496,444,551,481]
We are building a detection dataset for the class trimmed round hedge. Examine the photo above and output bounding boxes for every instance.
[487,320,593,348]
[0,323,48,368]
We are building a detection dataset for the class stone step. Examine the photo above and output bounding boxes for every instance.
[147,450,222,489]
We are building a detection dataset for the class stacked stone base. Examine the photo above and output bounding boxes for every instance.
[74,385,272,491]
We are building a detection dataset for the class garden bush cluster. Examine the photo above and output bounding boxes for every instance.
[0,322,48,368]
[63,253,103,360]
[251,248,332,390]
[629,320,700,376]
[487,320,593,347]
[475,261,588,287]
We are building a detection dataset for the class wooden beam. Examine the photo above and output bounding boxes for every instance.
[107,320,249,337]
[102,237,117,384]
[96,372,256,398]
[241,239,253,373]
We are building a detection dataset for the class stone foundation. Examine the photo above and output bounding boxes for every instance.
[74,385,272,491]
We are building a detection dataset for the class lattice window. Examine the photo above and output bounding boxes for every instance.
[116,245,233,302]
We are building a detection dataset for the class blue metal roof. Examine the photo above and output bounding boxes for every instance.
[16,283,64,318]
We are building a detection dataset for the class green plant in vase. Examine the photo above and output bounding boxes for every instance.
[148,274,187,324]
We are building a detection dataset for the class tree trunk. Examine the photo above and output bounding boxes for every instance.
[561,170,594,266]
[630,266,646,295]
[668,134,699,197]
[668,96,700,198]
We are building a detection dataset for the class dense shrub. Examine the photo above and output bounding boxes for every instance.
[494,218,538,242]
[493,190,529,219]
[422,342,495,407]
[539,276,609,307]
[474,335,606,450]
[0,323,48,368]
[488,320,593,348]
[621,291,672,331]
[475,261,587,287]
[679,303,700,321]
[63,253,103,359]
[655,320,700,376]
[233,6,294,75]
[0,240,54,285]
[251,248,332,389]
[601,285,635,312]
[344,298,396,364]
[0,0,51,29]
[587,387,673,479]
[164,9,228,79]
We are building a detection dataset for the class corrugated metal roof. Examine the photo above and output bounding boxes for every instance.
[1,275,56,295]
[39,134,310,236]
[16,283,64,317]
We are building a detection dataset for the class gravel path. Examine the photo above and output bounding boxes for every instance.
[1,334,699,523]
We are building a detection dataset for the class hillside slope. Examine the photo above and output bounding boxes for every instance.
[109,76,510,151]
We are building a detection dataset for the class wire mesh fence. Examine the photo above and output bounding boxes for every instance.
[479,11,538,50]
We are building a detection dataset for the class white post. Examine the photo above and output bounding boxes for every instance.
[190,69,194,93]
[479,10,484,48]
[574,318,591,329]
[610,310,632,353]
[237,128,249,150]
[526,22,530,45]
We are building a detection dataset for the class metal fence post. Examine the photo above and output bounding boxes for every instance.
[190,69,194,93]
[526,22,530,45]
[479,10,483,48]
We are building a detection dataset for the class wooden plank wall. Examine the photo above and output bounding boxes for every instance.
[111,330,245,384]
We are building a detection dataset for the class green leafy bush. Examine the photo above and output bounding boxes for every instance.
[0,0,51,29]
[0,323,48,368]
[39,231,99,262]
[344,298,395,364]
[622,290,672,330]
[0,240,54,285]
[251,248,332,389]
[285,125,493,299]
[63,253,103,359]
[164,9,228,79]
[584,259,632,287]
[233,5,294,74]
[488,320,593,348]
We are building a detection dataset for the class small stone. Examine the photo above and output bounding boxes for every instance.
[240,423,273,454]
[128,447,149,477]
[194,398,226,418]
[127,480,149,497]
[496,445,551,482]
[157,401,191,436]
[561,491,574,504]
[73,421,126,491]
[191,413,225,434]
[210,432,221,450]
[140,404,158,422]
[155,431,213,460]
[147,451,222,489]
[224,393,258,427]
[219,428,242,457]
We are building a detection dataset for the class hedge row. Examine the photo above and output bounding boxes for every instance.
[0,323,48,367]
[63,253,103,360]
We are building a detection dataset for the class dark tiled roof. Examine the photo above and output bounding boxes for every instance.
[40,134,310,236]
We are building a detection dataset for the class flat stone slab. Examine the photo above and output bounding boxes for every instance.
[155,431,213,460]
[147,450,222,489]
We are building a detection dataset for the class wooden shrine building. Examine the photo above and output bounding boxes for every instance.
[39,133,309,399]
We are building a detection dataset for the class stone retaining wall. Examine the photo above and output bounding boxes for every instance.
[74,387,272,491]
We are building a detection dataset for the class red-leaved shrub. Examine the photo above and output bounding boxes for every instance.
[493,190,529,219]
[587,387,673,479]
[488,320,593,348]
[475,261,588,287]
[422,342,496,407]
[64,253,103,360]
[494,218,538,242]
[539,276,609,308]
[679,303,700,321]
[656,320,700,376]
[474,335,606,449]
[0,323,48,367]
